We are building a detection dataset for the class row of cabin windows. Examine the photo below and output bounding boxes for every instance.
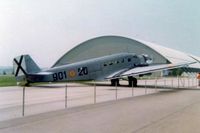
[103,58,132,67]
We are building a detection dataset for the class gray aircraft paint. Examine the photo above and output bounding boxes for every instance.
[13,53,149,84]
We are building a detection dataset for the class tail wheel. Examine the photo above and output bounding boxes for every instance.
[111,79,120,86]
[128,77,137,87]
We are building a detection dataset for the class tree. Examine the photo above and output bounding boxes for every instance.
[3,71,6,75]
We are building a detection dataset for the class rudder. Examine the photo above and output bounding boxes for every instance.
[13,55,41,83]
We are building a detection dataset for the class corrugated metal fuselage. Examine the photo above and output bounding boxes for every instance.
[27,53,141,83]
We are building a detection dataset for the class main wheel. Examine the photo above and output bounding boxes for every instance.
[111,79,120,86]
[128,77,137,87]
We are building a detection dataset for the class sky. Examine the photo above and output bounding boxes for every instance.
[0,0,199,67]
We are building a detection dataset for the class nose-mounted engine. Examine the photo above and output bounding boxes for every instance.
[138,54,153,66]
[143,54,153,65]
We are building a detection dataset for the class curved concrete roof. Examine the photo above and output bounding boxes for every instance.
[138,40,200,69]
[53,36,200,70]
[53,36,170,67]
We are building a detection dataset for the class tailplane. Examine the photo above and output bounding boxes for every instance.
[13,55,41,84]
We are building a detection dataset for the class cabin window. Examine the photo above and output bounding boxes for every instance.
[104,64,107,67]
[121,59,124,63]
[109,62,113,65]
[116,61,120,64]
[128,58,131,62]
[114,61,118,64]
[133,55,137,58]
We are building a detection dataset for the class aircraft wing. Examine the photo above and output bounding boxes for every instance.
[106,68,130,79]
[106,62,196,79]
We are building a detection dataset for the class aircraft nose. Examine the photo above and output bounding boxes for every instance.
[146,57,153,64]
[142,54,153,64]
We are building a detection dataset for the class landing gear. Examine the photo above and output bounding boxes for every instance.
[128,77,137,87]
[25,82,30,87]
[111,79,120,86]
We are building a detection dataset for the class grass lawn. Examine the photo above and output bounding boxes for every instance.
[0,75,16,87]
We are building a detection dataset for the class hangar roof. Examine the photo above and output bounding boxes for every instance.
[139,40,200,69]
[53,36,200,69]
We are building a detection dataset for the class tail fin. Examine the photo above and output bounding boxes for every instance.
[13,55,41,82]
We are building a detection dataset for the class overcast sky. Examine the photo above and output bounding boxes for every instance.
[0,0,199,67]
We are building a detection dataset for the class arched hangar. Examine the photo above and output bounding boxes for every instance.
[53,36,200,70]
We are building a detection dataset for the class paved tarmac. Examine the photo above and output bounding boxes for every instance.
[0,80,167,121]
[0,78,199,133]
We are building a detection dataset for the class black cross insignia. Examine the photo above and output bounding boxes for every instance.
[13,55,27,76]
